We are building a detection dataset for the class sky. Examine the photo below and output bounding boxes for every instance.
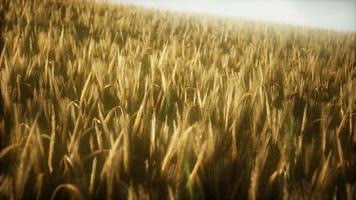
[110,0,356,32]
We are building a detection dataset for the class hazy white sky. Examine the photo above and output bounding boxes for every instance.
[111,0,356,32]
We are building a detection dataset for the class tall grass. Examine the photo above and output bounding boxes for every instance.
[0,0,355,199]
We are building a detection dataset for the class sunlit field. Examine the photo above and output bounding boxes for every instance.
[0,0,355,199]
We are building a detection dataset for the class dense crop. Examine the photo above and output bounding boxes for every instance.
[0,0,355,199]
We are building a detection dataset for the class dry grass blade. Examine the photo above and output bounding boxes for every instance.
[300,104,308,135]
[161,126,194,174]
[186,142,207,188]
[336,109,350,165]
[0,144,21,159]
[48,115,56,173]
[50,184,84,200]
[89,157,97,196]
[150,112,156,159]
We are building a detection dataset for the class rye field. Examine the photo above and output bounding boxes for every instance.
[0,0,355,199]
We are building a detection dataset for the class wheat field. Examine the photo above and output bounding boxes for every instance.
[0,0,355,199]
